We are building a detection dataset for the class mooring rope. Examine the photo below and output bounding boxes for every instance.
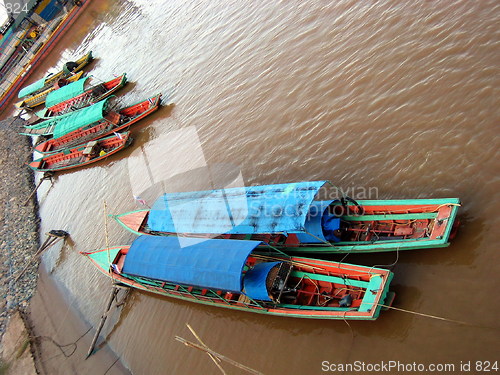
[377,304,471,326]
[34,327,92,359]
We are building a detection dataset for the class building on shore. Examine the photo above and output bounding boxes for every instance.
[0,0,89,111]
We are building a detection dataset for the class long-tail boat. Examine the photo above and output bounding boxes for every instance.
[16,51,93,108]
[112,181,460,253]
[82,235,394,320]
[38,73,128,119]
[21,94,161,153]
[28,131,131,172]
[16,71,85,109]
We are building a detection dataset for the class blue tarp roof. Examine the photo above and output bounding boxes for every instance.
[45,76,89,108]
[243,261,280,301]
[122,236,262,292]
[147,181,327,235]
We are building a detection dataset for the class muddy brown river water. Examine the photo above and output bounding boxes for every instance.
[6,0,500,374]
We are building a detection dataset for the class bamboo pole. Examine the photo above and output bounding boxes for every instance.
[13,230,68,282]
[86,286,119,359]
[186,324,225,374]
[23,171,54,206]
[175,336,263,375]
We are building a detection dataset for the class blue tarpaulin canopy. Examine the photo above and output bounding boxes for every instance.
[45,76,90,108]
[122,236,262,292]
[147,181,327,235]
[243,261,280,301]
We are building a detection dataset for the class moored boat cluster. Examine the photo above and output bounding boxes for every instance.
[16,51,162,173]
[15,55,461,321]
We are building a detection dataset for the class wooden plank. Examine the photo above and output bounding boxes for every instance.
[358,275,383,312]
[279,304,352,311]
[291,271,369,288]
[355,198,460,206]
[342,212,438,221]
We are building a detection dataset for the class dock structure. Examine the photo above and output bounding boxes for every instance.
[0,0,91,110]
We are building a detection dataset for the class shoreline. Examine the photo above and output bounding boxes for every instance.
[0,116,129,374]
[0,115,41,372]
[0,116,40,334]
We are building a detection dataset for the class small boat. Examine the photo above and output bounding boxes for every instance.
[39,73,128,118]
[82,235,395,320]
[16,51,93,108]
[22,94,161,152]
[112,181,460,253]
[16,71,85,109]
[28,132,131,172]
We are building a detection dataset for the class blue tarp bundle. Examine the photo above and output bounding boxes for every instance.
[122,236,262,292]
[243,261,280,301]
[147,181,327,235]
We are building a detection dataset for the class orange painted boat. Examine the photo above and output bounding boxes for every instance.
[112,182,461,254]
[32,94,161,153]
[28,131,131,172]
[82,236,395,320]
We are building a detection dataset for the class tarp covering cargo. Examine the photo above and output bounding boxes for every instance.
[243,261,280,301]
[122,236,261,292]
[147,181,327,235]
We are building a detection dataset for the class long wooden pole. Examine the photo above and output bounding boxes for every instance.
[13,230,68,282]
[186,324,225,374]
[175,336,263,375]
[86,286,119,359]
[23,172,54,206]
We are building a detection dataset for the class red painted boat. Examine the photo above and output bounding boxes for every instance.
[112,182,460,254]
[82,236,395,320]
[28,132,131,172]
[33,94,161,154]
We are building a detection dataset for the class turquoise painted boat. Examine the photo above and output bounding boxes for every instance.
[16,51,94,108]
[38,73,128,118]
[82,236,394,320]
[20,97,110,137]
[18,51,93,98]
[112,181,460,253]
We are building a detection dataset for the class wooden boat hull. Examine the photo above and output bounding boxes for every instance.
[41,73,128,118]
[33,94,161,154]
[112,198,460,253]
[15,71,85,109]
[28,132,131,172]
[82,241,394,320]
